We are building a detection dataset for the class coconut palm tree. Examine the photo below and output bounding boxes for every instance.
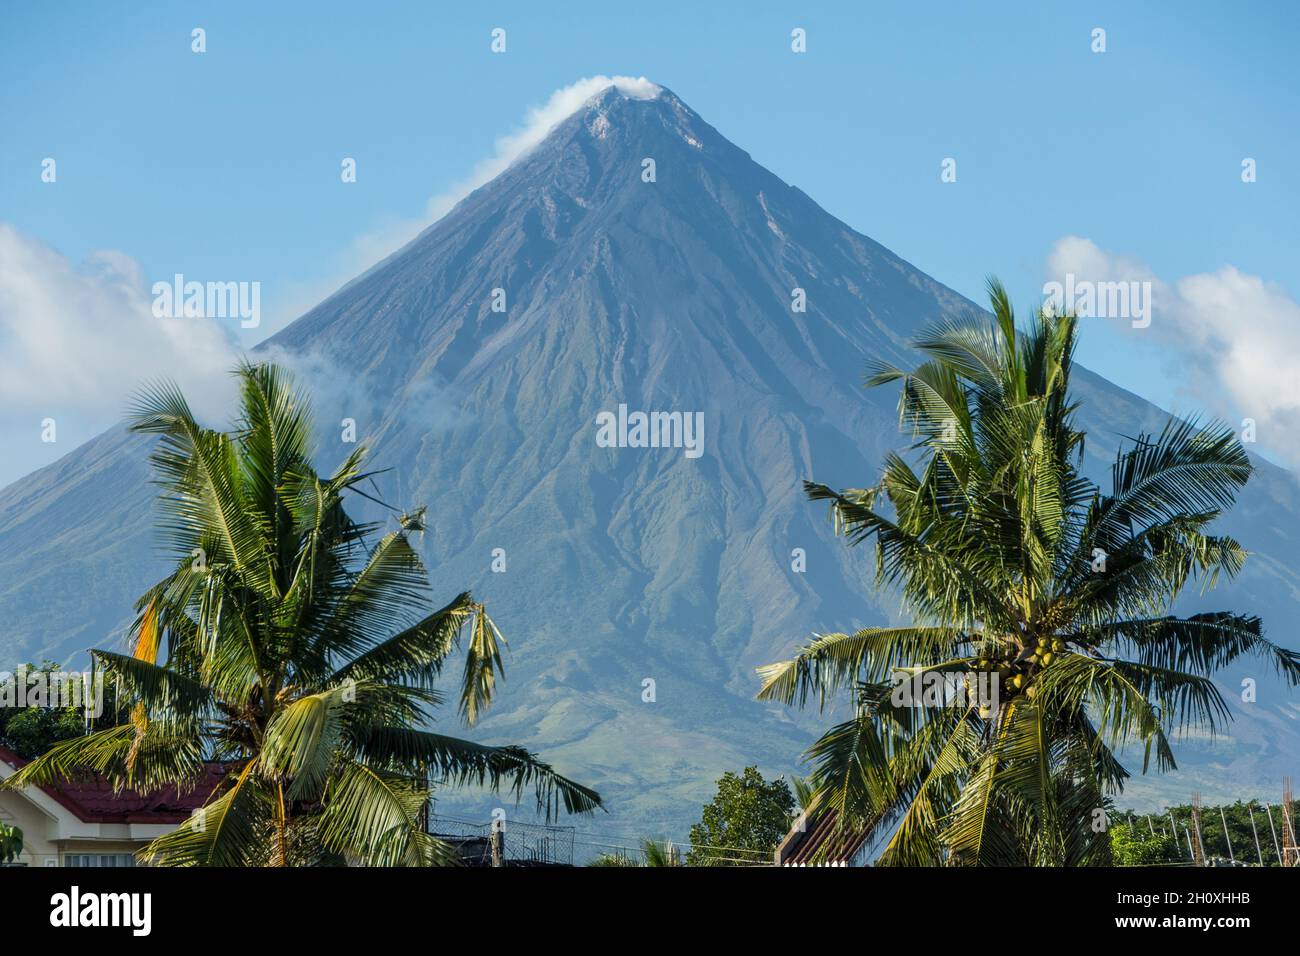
[758,281,1300,866]
[2,362,600,865]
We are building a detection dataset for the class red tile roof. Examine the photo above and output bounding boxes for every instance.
[777,807,871,866]
[0,745,227,825]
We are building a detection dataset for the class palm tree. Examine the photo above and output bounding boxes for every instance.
[640,839,682,867]
[758,281,1300,866]
[2,362,600,865]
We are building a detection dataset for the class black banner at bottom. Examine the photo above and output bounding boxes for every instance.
[1,863,1278,941]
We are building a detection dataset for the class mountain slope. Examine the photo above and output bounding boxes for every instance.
[1,85,1297,838]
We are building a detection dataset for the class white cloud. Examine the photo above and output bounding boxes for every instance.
[1046,236,1300,463]
[0,77,664,429]
[256,343,470,442]
[310,75,662,315]
[0,225,240,422]
[422,75,660,223]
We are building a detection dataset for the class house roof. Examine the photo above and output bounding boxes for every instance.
[0,745,227,825]
[776,807,871,866]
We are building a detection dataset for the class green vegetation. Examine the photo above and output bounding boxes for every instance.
[588,838,682,867]
[641,838,683,867]
[1108,821,1181,865]
[686,765,794,866]
[1,362,599,865]
[1115,799,1300,865]
[759,282,1300,866]
[0,822,22,864]
[0,664,94,760]
[588,851,639,867]
[1,705,84,761]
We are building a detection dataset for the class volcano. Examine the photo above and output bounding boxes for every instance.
[3,84,1299,838]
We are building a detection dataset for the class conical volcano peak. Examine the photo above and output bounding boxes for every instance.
[269,75,898,375]
[511,75,662,148]
[584,76,662,105]
[560,81,730,164]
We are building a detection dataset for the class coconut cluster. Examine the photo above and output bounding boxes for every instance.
[970,637,1068,698]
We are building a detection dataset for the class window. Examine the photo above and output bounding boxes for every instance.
[63,853,136,867]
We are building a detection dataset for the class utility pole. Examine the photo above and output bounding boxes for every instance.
[1219,807,1234,863]
[1265,803,1282,864]
[1282,778,1297,867]
[1247,804,1264,866]
[1190,793,1206,866]
[490,819,504,868]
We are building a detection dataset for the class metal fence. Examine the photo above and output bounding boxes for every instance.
[428,815,575,867]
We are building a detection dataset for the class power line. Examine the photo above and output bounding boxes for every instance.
[566,829,771,856]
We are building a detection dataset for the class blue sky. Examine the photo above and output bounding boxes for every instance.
[2,0,1298,483]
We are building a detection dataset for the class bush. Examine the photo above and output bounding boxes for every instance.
[1110,822,1182,865]
[0,823,22,864]
[0,663,104,760]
